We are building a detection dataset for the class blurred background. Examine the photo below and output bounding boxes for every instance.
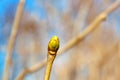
[0,0,120,80]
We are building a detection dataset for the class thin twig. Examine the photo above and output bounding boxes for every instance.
[44,54,55,80]
[44,36,59,80]
[3,0,25,80]
[16,0,120,79]
[16,59,47,80]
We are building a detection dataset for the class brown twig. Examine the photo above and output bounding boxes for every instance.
[16,0,120,79]
[3,0,25,80]
[44,36,59,80]
[16,58,47,80]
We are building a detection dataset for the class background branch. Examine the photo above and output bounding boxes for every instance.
[3,0,25,80]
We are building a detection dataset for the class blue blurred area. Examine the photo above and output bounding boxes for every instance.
[0,0,35,78]
[51,0,68,12]
[116,13,120,34]
[0,49,6,78]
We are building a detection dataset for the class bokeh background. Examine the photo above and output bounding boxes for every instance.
[0,0,120,80]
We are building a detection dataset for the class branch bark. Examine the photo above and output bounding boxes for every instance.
[16,0,120,80]
[3,0,25,80]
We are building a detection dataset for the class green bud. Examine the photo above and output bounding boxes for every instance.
[48,36,60,52]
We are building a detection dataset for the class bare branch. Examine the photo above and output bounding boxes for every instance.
[16,59,47,80]
[58,0,120,55]
[3,0,25,80]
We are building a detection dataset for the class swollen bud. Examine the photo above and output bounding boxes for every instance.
[48,36,60,53]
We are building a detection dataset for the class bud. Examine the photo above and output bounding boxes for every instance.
[48,36,60,52]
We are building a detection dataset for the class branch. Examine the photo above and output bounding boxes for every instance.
[44,36,60,80]
[58,0,120,55]
[3,0,25,80]
[16,59,47,80]
[16,0,120,80]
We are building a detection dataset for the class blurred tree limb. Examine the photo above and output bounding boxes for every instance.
[3,0,25,80]
[16,0,120,80]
